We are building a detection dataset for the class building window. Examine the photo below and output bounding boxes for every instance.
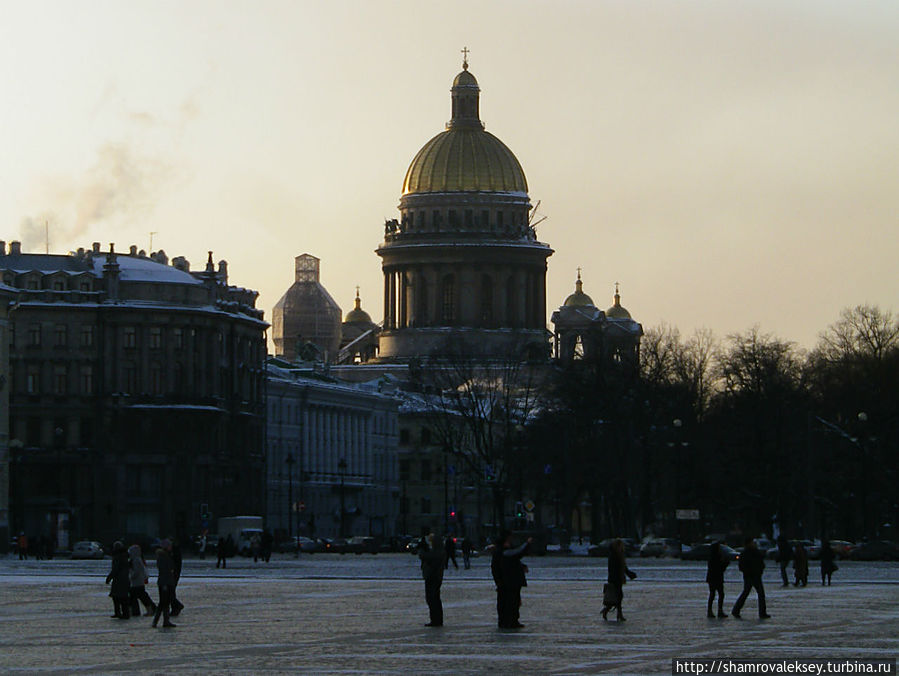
[123,327,136,349]
[399,459,410,481]
[399,429,410,445]
[149,363,163,395]
[464,209,473,228]
[80,366,93,394]
[497,211,504,229]
[9,325,14,348]
[54,324,67,347]
[448,210,457,227]
[173,328,183,349]
[421,459,431,482]
[52,280,64,291]
[81,418,93,446]
[123,363,137,393]
[80,326,94,347]
[27,418,41,445]
[29,324,41,347]
[53,365,67,395]
[80,281,91,291]
[420,428,431,445]
[149,327,162,349]
[421,497,432,514]
[26,280,38,290]
[173,362,184,394]
[26,367,39,394]
[441,275,455,325]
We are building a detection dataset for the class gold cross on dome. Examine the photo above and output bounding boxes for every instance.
[461,46,470,69]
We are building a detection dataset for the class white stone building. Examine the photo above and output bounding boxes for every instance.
[265,361,399,539]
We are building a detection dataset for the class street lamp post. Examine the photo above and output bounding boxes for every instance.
[857,412,869,539]
[672,419,683,542]
[285,453,295,544]
[338,458,347,538]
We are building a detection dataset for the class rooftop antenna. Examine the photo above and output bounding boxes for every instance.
[149,231,158,251]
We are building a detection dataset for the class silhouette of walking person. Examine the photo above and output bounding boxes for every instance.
[706,541,729,618]
[732,538,770,619]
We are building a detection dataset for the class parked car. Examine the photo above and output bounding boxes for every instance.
[71,541,105,560]
[325,537,350,554]
[766,539,815,560]
[588,537,639,558]
[640,538,682,558]
[849,540,899,561]
[406,536,427,555]
[347,536,379,554]
[681,542,739,561]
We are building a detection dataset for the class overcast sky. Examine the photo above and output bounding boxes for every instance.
[1,0,896,349]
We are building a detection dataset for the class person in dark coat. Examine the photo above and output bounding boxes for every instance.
[776,535,793,587]
[706,541,729,618]
[105,541,132,619]
[419,532,445,627]
[262,529,273,563]
[169,538,185,616]
[152,539,177,628]
[491,531,532,629]
[793,543,809,587]
[128,544,157,616]
[732,538,770,619]
[444,535,458,570]
[820,539,837,586]
[601,538,637,622]
[217,534,234,568]
[461,537,473,570]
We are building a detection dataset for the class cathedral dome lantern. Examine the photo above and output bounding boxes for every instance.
[563,270,595,308]
[605,283,632,319]
[376,52,553,361]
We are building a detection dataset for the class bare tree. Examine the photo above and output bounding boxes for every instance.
[412,347,545,541]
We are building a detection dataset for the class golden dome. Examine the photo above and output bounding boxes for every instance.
[402,63,527,195]
[563,271,594,307]
[403,129,527,195]
[606,284,632,319]
[344,288,373,324]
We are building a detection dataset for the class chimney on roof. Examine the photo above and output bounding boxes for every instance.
[154,249,168,265]
[129,245,137,256]
[218,260,228,284]
[92,242,101,254]
[10,241,21,255]
[0,241,5,255]
[172,256,190,272]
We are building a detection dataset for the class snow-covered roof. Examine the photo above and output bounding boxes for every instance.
[93,254,201,285]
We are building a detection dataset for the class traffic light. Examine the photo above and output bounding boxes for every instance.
[449,510,456,520]
[515,501,524,518]
[485,465,495,482]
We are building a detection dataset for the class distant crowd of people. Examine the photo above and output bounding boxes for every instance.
[13,532,56,560]
[418,532,842,629]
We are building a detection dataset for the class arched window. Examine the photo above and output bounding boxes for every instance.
[441,275,455,325]
[480,275,493,326]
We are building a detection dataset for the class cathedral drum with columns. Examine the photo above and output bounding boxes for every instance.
[376,56,553,361]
